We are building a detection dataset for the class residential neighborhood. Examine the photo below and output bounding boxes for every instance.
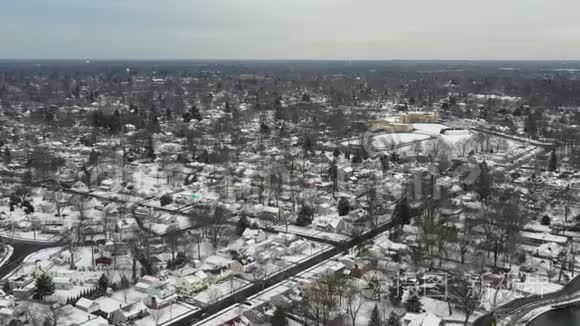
[1,57,580,326]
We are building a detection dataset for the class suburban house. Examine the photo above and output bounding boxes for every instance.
[145,282,177,309]
[135,275,161,293]
[76,297,100,313]
[94,297,125,319]
[314,215,346,233]
[204,255,245,277]
[110,301,148,324]
[176,270,210,295]
[260,206,279,221]
[242,229,268,244]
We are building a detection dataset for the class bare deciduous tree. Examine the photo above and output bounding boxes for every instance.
[200,205,230,251]
[299,275,341,326]
[343,284,364,326]
[449,276,484,326]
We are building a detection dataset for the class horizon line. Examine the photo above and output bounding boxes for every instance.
[1,58,580,63]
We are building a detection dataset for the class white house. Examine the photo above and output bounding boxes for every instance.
[314,216,345,233]
[242,229,268,243]
[110,301,148,324]
[145,282,177,309]
[176,271,210,295]
[76,297,100,313]
[94,297,124,319]
[260,206,279,221]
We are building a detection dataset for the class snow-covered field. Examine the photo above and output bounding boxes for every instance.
[135,302,199,326]
[371,133,432,149]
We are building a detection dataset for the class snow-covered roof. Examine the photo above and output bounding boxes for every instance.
[205,255,234,268]
[78,316,110,326]
[94,297,124,314]
[115,301,147,318]
[76,297,98,310]
[536,242,564,258]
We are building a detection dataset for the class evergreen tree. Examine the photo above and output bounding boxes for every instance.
[333,148,341,159]
[260,122,271,134]
[404,294,423,313]
[302,134,315,154]
[236,215,249,236]
[88,149,99,166]
[296,205,313,226]
[525,108,537,139]
[477,161,492,201]
[394,197,411,225]
[34,273,55,300]
[388,285,402,307]
[3,147,10,165]
[98,274,109,291]
[275,106,285,120]
[183,111,192,123]
[2,281,12,294]
[146,136,156,160]
[191,106,202,121]
[541,215,551,226]
[549,150,558,172]
[270,306,288,326]
[338,197,350,216]
[390,152,399,163]
[120,275,131,289]
[380,154,389,172]
[159,194,173,207]
[368,304,382,326]
[329,163,338,181]
[386,311,400,326]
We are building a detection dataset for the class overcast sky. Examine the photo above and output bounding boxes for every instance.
[2,0,580,60]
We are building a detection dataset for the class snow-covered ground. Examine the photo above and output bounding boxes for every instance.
[0,245,13,269]
[371,133,432,148]
[10,246,133,304]
[135,302,199,326]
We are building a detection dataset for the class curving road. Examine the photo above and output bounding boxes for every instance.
[0,236,63,280]
[474,274,580,326]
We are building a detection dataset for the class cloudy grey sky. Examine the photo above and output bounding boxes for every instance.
[2,0,580,60]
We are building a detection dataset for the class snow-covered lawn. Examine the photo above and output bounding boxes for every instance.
[480,287,524,311]
[267,223,349,243]
[0,188,79,242]
[136,302,199,326]
[371,133,432,148]
[12,246,134,304]
[439,131,473,146]
[421,297,482,323]
[192,277,250,307]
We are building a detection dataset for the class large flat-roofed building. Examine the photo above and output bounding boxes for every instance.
[368,120,415,133]
[398,111,439,123]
